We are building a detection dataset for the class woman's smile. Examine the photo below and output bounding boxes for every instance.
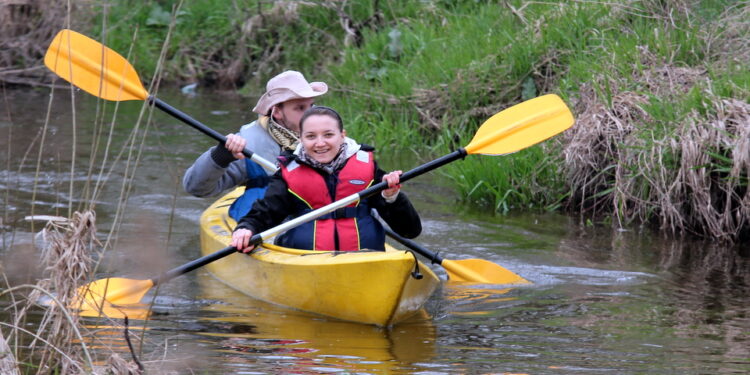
[301,114,346,164]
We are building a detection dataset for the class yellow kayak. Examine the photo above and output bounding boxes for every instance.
[199,187,440,326]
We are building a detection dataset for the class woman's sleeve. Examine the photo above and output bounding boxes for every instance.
[370,165,423,239]
[234,171,293,233]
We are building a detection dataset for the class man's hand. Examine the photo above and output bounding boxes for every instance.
[224,134,247,160]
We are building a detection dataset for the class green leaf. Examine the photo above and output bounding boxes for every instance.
[521,76,537,101]
[388,28,403,58]
[146,5,172,27]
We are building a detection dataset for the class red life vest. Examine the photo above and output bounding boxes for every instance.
[280,150,382,251]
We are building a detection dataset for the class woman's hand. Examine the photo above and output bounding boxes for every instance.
[232,228,256,253]
[224,133,247,160]
[382,170,402,201]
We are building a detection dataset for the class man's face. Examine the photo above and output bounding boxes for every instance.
[272,98,315,134]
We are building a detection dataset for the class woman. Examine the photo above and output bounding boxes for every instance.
[232,106,421,253]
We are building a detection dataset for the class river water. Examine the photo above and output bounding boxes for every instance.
[1,87,748,374]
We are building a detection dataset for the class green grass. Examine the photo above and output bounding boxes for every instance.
[87,0,749,234]
[446,144,566,213]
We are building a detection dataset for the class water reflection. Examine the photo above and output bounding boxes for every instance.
[656,238,750,363]
[442,283,516,317]
[192,272,437,373]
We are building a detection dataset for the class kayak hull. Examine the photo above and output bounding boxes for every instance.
[199,188,440,326]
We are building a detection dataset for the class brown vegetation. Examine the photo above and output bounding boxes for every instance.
[3,211,144,374]
[35,211,97,372]
[564,86,649,218]
[675,98,750,240]
[188,1,305,90]
[0,0,91,87]
[0,328,20,375]
[177,1,384,90]
[564,42,749,242]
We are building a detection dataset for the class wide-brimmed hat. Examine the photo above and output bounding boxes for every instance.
[252,71,328,115]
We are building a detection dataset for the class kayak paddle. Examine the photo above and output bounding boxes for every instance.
[44,29,276,172]
[72,92,573,306]
[383,227,529,284]
[44,28,532,285]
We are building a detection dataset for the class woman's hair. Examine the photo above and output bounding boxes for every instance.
[299,106,344,132]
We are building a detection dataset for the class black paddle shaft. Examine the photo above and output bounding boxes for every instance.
[357,148,468,200]
[149,96,257,160]
[151,148,468,286]
[384,227,445,265]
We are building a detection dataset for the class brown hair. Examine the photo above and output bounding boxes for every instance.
[299,106,343,132]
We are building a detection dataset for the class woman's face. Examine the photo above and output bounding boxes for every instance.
[300,114,346,164]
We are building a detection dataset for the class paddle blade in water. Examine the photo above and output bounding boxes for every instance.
[45,29,148,102]
[464,94,574,155]
[74,277,154,308]
[77,300,152,320]
[442,258,531,284]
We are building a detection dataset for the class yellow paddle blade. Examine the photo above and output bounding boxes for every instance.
[442,258,531,284]
[78,300,152,320]
[464,94,574,155]
[74,277,154,308]
[44,29,148,102]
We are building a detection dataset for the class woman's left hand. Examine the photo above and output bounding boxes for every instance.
[382,170,402,199]
[232,228,256,253]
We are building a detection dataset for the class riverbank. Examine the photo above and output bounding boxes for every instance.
[2,0,748,242]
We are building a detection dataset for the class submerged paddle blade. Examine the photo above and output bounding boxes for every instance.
[77,300,152,320]
[45,29,148,102]
[443,258,530,284]
[74,277,154,308]
[465,94,574,155]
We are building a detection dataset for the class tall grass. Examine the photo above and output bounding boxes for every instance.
[332,1,609,211]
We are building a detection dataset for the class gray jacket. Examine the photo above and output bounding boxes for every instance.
[183,119,281,197]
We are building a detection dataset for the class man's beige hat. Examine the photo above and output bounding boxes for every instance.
[252,71,328,115]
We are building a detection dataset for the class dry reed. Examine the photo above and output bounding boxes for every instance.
[562,0,750,242]
[564,41,749,242]
[0,327,20,375]
[703,3,750,69]
[33,211,97,373]
[674,97,750,240]
[564,84,649,218]
[4,211,144,374]
[12,211,95,374]
[0,0,91,87]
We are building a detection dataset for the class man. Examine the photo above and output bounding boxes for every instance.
[183,71,328,220]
